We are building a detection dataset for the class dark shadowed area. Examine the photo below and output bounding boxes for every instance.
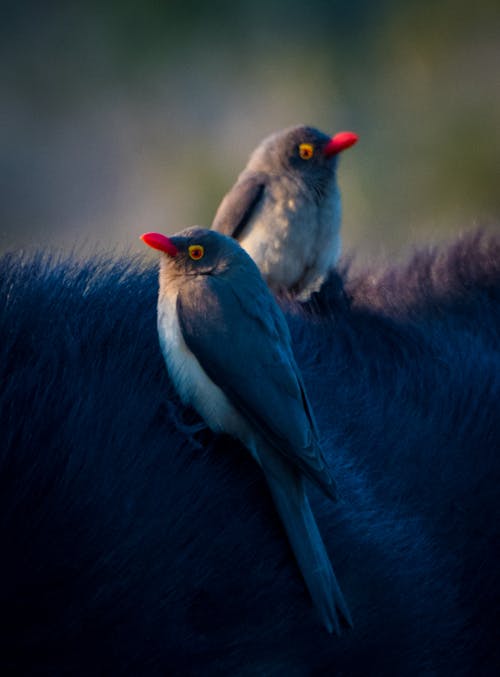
[1,0,499,260]
[1,2,499,672]
[1,230,499,675]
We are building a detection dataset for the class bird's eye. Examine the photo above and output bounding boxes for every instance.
[299,143,314,160]
[188,244,204,260]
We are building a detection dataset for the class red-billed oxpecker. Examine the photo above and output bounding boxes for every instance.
[141,227,352,633]
[212,125,358,298]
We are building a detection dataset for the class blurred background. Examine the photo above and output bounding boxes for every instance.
[1,0,499,262]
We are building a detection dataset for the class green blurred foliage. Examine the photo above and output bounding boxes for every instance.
[1,0,498,259]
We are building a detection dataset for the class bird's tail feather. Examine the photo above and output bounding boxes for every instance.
[261,451,352,634]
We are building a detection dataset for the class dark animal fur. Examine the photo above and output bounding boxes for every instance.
[1,230,499,675]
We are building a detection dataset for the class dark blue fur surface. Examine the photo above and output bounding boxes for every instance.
[0,231,499,676]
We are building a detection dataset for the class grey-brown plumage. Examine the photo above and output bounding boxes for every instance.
[141,227,352,633]
[212,125,358,298]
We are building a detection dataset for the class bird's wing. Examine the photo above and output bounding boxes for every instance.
[176,272,337,499]
[211,173,266,240]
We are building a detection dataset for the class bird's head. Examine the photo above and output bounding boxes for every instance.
[141,227,253,278]
[247,124,358,196]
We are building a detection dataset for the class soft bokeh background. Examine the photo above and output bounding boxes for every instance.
[1,0,499,261]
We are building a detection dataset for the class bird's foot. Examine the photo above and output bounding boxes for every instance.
[165,400,209,436]
[177,420,208,435]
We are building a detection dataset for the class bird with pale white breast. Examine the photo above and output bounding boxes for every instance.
[141,227,352,633]
[212,125,358,298]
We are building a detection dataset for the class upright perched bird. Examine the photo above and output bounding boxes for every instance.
[141,227,352,633]
[212,125,358,297]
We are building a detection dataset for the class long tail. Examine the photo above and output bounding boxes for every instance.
[260,449,352,634]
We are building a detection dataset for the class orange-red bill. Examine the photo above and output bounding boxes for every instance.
[323,131,359,157]
[140,232,178,257]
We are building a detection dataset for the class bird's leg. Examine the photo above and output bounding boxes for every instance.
[176,413,208,436]
[165,399,209,436]
[300,269,349,315]
[177,418,208,435]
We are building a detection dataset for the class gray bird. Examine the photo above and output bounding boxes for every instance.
[212,125,358,298]
[141,227,352,633]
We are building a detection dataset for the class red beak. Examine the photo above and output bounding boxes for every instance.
[323,131,359,157]
[140,232,179,257]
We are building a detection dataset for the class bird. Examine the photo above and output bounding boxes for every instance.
[211,124,358,298]
[141,226,352,634]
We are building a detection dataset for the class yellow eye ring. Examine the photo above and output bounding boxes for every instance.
[188,244,204,260]
[299,143,314,160]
